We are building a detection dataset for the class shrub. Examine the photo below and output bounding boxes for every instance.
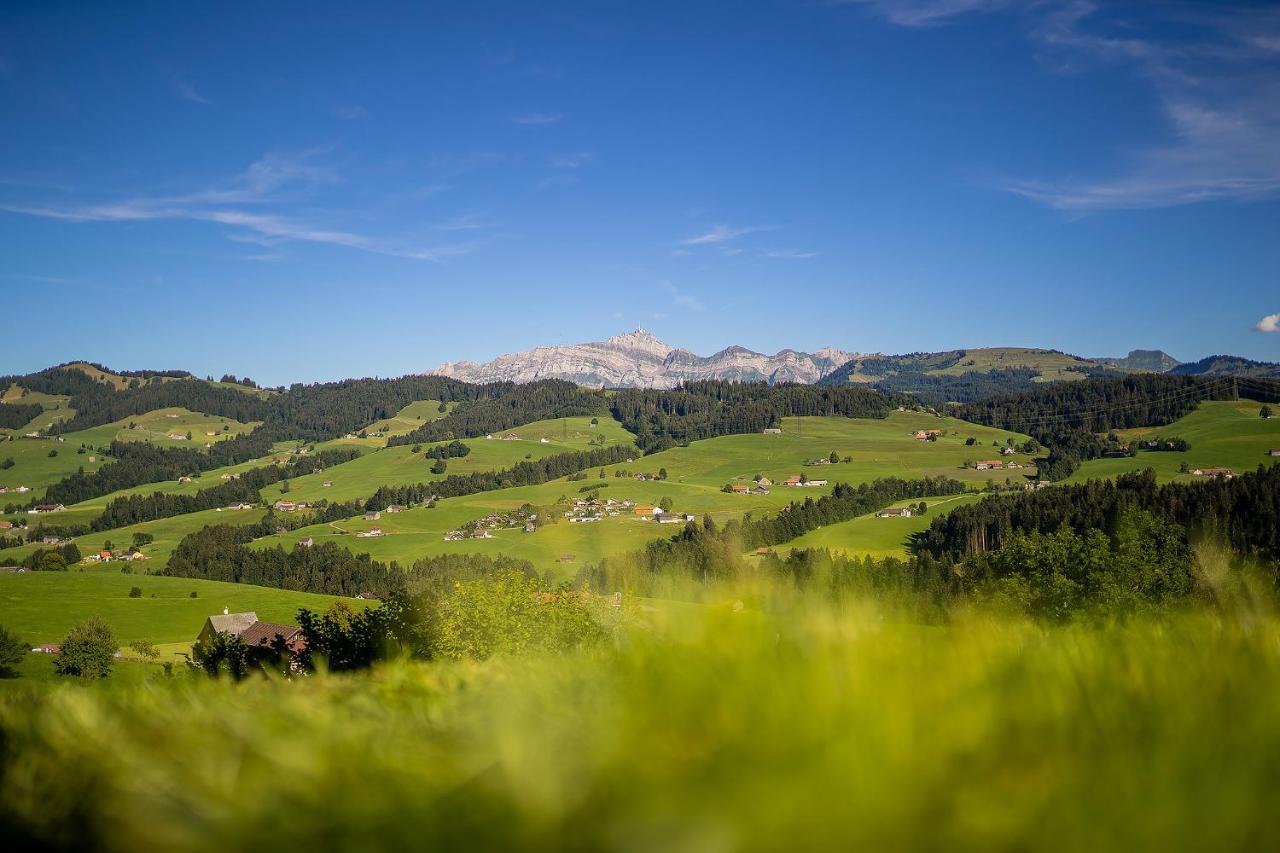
[0,625,25,678]
[54,617,117,679]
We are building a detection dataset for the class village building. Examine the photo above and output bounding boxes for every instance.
[29,504,66,514]
[323,480,333,487]
[731,484,751,494]
[364,510,381,521]
[633,505,662,516]
[540,437,550,443]
[274,500,300,512]
[196,610,306,660]
[1269,449,1280,457]
[299,537,314,547]
[0,566,25,573]
[762,427,783,435]
[1001,446,1016,455]
[222,502,253,511]
[178,475,193,483]
[975,461,1004,471]
[806,479,828,487]
[785,476,802,486]
[0,520,12,529]
[82,553,102,563]
[98,550,112,561]
[31,644,60,654]
[356,528,384,538]
[877,507,913,518]
[1190,467,1234,479]
[385,505,407,513]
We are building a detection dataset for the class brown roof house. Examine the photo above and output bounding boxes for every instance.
[196,609,307,670]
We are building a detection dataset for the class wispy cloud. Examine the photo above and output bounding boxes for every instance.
[433,212,498,231]
[0,150,478,262]
[680,224,771,245]
[332,104,368,120]
[510,111,563,125]
[173,77,211,105]
[841,0,1011,28]
[762,249,819,259]
[663,282,705,312]
[851,1,1280,211]
[537,174,578,190]
[550,152,592,169]
[1256,313,1280,333]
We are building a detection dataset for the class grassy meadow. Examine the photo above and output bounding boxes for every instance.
[1068,399,1280,484]
[780,492,986,558]
[1,593,1278,851]
[0,571,362,652]
[260,412,1034,571]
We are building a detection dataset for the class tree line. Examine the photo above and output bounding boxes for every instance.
[163,523,535,600]
[610,381,901,453]
[38,431,279,507]
[912,466,1280,565]
[387,380,605,447]
[365,444,636,510]
[90,448,360,531]
[0,401,43,430]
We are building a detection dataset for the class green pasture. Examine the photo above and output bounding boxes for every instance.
[3,607,1279,850]
[0,570,361,647]
[0,507,268,568]
[1068,400,1280,484]
[1,387,75,436]
[264,412,1029,571]
[260,415,636,506]
[779,492,986,559]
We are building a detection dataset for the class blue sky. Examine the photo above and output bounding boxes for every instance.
[1,0,1278,385]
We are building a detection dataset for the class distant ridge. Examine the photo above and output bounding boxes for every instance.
[1169,355,1280,380]
[1091,349,1181,373]
[429,330,855,389]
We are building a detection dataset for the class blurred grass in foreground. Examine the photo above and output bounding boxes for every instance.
[3,585,1280,852]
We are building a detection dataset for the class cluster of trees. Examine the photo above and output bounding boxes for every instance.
[610,381,900,453]
[364,444,635,510]
[913,466,1280,566]
[950,375,1280,480]
[90,447,360,531]
[745,477,966,548]
[754,506,1199,624]
[0,401,43,430]
[388,380,604,447]
[422,440,470,460]
[38,432,278,507]
[872,368,1114,406]
[163,523,539,602]
[259,374,493,442]
[955,374,1280,439]
[47,379,274,436]
[218,374,258,389]
[13,541,82,571]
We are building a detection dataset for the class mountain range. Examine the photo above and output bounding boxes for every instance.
[430,330,855,389]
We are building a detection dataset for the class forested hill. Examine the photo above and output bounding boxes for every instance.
[1169,355,1280,380]
[386,380,604,446]
[611,381,901,452]
[818,349,1119,404]
[952,374,1280,440]
[913,466,1280,564]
